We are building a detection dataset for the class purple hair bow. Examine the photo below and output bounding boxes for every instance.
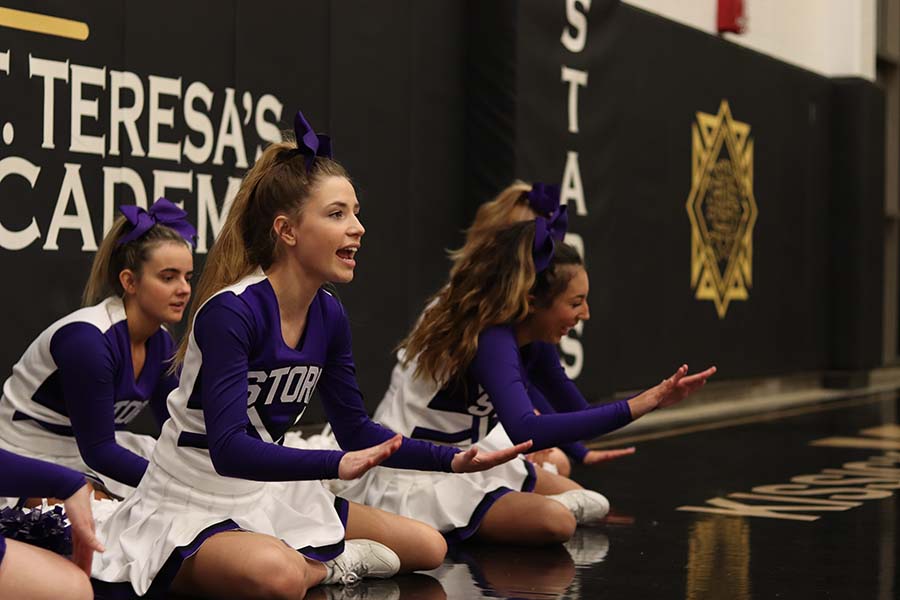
[527,183,561,216]
[294,110,332,171]
[532,204,569,272]
[117,198,197,248]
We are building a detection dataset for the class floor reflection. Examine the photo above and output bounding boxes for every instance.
[308,573,447,600]
[685,516,751,600]
[430,529,612,599]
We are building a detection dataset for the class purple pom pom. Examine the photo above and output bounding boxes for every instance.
[0,505,72,555]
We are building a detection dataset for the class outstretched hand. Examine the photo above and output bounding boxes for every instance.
[338,434,403,480]
[451,440,533,473]
[649,364,717,410]
[627,364,717,419]
[582,446,636,465]
[64,483,105,576]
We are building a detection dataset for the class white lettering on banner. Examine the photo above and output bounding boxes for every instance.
[102,167,148,233]
[213,88,248,168]
[109,70,146,157]
[29,54,68,150]
[70,64,106,156]
[561,66,588,134]
[147,75,182,162]
[0,51,287,253]
[0,157,42,249]
[196,174,241,253]
[152,169,193,206]
[254,94,283,158]
[560,320,585,379]
[183,81,215,164]
[43,163,97,251]
[561,0,591,53]
[559,3,591,379]
[561,150,587,216]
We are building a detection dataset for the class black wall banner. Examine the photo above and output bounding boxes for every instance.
[465,0,884,397]
[0,1,468,425]
[0,1,886,427]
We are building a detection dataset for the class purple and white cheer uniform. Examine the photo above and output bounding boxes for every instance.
[332,325,632,541]
[0,297,175,501]
[92,272,459,597]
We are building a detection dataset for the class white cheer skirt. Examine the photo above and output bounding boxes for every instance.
[90,455,348,598]
[0,420,156,507]
[291,424,536,543]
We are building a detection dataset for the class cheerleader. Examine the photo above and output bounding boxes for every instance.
[298,183,635,477]
[0,198,195,501]
[453,181,636,476]
[91,110,528,599]
[0,448,104,600]
[333,209,716,545]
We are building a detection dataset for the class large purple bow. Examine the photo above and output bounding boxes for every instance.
[117,198,197,248]
[532,204,569,272]
[294,110,332,171]
[527,183,561,216]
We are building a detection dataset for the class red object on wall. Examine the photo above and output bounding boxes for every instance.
[717,0,746,34]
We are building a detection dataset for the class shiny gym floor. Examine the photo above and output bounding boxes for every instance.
[360,390,899,600]
[127,390,899,599]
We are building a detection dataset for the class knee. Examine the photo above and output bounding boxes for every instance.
[241,543,309,599]
[259,570,308,600]
[67,571,94,600]
[536,501,577,544]
[409,524,447,571]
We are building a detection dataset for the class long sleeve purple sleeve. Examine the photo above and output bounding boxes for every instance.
[50,323,149,488]
[318,303,459,472]
[471,327,632,451]
[526,385,590,463]
[528,342,594,413]
[0,448,85,499]
[149,332,176,427]
[194,301,346,481]
[526,343,596,462]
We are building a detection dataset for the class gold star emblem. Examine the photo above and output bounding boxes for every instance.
[686,100,758,318]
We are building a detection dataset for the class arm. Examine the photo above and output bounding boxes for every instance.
[50,323,150,488]
[471,328,632,451]
[149,331,177,426]
[0,449,105,574]
[526,384,589,463]
[0,448,85,499]
[317,303,459,473]
[195,300,347,481]
[528,342,592,413]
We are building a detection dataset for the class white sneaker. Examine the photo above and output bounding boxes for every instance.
[322,539,401,585]
[547,489,610,525]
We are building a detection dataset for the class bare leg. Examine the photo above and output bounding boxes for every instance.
[345,501,447,572]
[474,492,576,544]
[0,539,93,600]
[171,530,326,600]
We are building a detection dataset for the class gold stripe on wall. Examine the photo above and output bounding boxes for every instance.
[0,7,89,41]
